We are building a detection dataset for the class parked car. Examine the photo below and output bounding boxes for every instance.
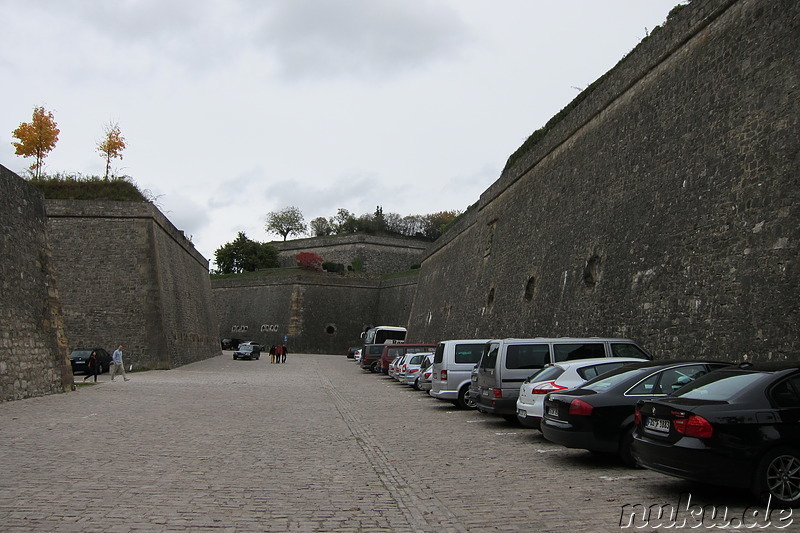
[417,354,435,392]
[430,339,490,409]
[233,344,261,360]
[516,357,645,429]
[632,363,800,506]
[69,348,112,375]
[359,344,388,373]
[388,355,403,378]
[540,360,730,466]
[354,349,362,363]
[400,353,432,388]
[476,338,652,420]
[380,343,436,374]
[347,346,361,359]
[221,338,242,350]
[394,354,413,382]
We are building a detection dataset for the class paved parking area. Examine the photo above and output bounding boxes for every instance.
[0,353,787,532]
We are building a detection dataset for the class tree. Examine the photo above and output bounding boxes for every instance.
[214,232,279,274]
[309,216,333,237]
[331,208,358,234]
[97,121,126,180]
[266,206,307,241]
[11,106,60,179]
[295,252,323,272]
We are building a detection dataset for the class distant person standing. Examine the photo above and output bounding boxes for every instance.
[111,345,130,381]
[83,350,99,383]
[280,343,288,363]
[269,345,276,364]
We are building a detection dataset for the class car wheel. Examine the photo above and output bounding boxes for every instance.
[619,426,640,468]
[457,386,477,410]
[370,361,380,373]
[413,377,421,391]
[233,354,237,360]
[752,447,800,507]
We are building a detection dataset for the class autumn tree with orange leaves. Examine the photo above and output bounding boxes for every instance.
[11,106,60,179]
[97,121,127,180]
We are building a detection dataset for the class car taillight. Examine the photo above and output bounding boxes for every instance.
[424,372,431,379]
[402,365,407,372]
[409,368,419,373]
[441,370,447,382]
[673,415,713,439]
[532,381,568,394]
[568,398,594,416]
[492,388,502,398]
[633,407,641,425]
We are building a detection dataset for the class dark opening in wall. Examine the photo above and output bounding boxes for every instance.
[326,324,337,335]
[524,276,536,301]
[583,255,602,287]
[487,287,495,310]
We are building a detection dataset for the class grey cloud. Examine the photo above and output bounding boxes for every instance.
[256,0,471,81]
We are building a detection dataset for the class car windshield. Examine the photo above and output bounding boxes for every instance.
[672,372,764,401]
[240,345,253,352]
[70,350,92,359]
[581,367,644,392]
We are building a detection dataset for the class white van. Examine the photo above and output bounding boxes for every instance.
[475,338,651,419]
[430,339,491,409]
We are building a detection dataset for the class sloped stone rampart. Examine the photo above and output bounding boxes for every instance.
[212,272,418,354]
[272,234,427,275]
[44,200,221,370]
[408,0,799,362]
[0,165,71,401]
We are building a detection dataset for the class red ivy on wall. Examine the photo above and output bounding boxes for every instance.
[295,252,323,272]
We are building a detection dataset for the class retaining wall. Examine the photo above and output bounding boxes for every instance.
[0,165,71,401]
[407,0,799,362]
[45,200,221,370]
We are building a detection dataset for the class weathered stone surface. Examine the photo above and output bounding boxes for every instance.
[45,199,221,370]
[0,164,71,401]
[407,0,799,362]
[272,234,427,275]
[212,272,419,353]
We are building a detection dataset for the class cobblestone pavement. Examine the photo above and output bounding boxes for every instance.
[0,354,790,532]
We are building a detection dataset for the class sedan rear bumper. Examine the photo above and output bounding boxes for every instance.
[632,433,753,489]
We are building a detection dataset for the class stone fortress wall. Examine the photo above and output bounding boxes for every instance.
[407,0,799,362]
[0,165,71,401]
[212,272,418,354]
[271,234,427,275]
[45,200,221,371]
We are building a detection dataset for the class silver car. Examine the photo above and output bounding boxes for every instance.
[516,357,644,429]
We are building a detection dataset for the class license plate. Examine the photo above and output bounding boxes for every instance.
[645,417,670,433]
[546,405,558,417]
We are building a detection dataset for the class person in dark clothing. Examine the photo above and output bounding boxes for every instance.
[280,343,288,363]
[83,350,99,382]
[269,345,276,363]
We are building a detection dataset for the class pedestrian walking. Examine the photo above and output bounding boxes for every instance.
[280,343,288,363]
[269,345,276,364]
[82,350,99,382]
[110,345,130,381]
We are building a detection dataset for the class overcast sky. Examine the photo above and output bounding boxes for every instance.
[1,0,683,265]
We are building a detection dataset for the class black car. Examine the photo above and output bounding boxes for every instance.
[347,346,361,359]
[540,360,730,466]
[69,348,112,375]
[221,338,242,350]
[232,344,261,360]
[632,364,800,506]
